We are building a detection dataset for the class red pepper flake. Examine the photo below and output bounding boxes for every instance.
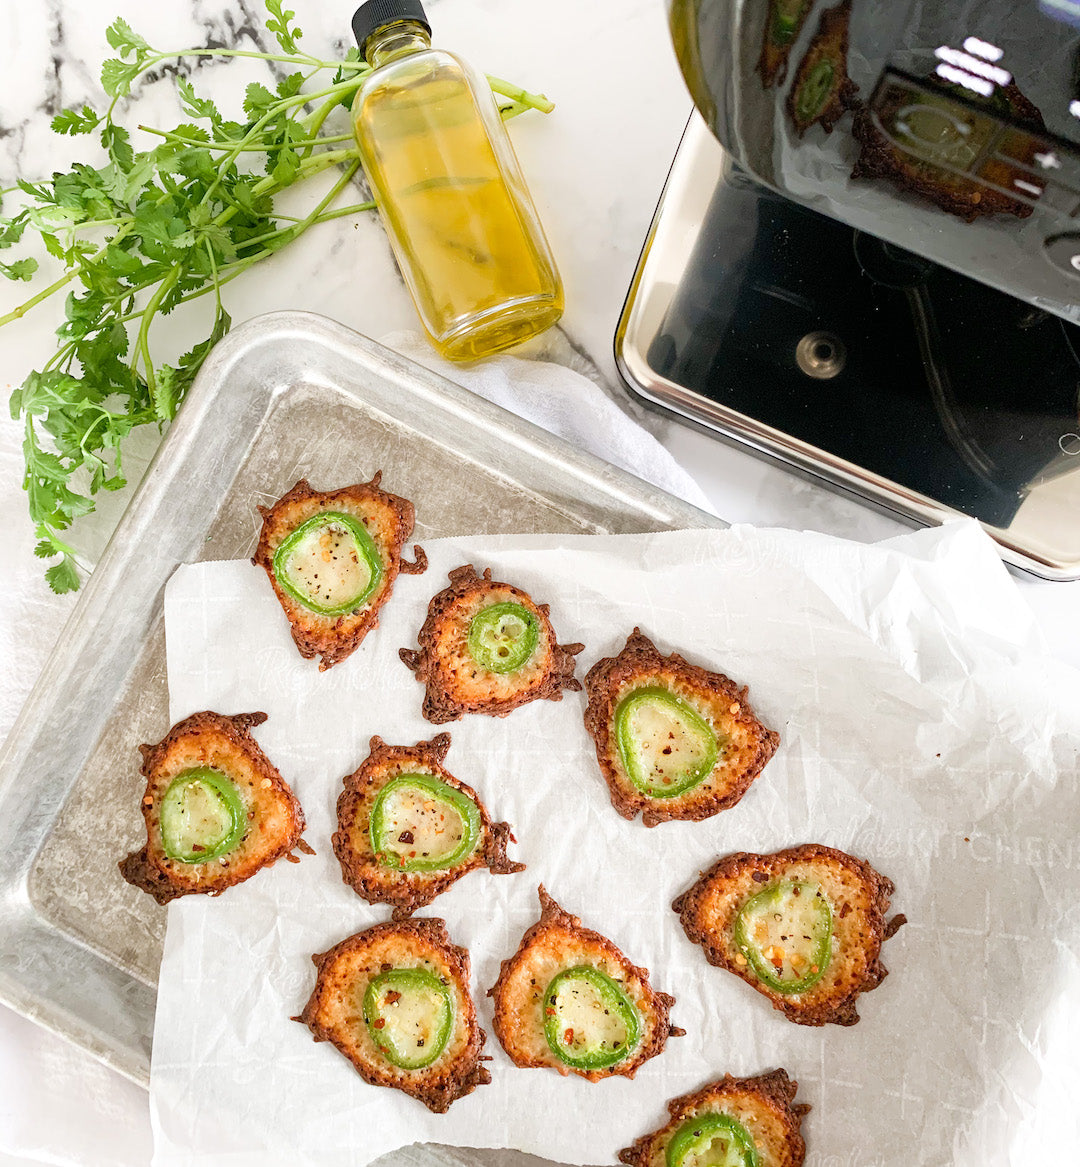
[384,990,401,1005]
[545,1007,556,1016]
[563,1028,574,1045]
[398,830,414,844]
[373,1018,386,1029]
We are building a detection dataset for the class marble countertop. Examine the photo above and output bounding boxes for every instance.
[0,1,1078,1164]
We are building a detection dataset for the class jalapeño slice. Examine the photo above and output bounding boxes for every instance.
[160,767,246,864]
[271,511,383,617]
[466,601,539,674]
[369,773,481,872]
[665,1113,761,1167]
[363,967,454,1069]
[771,0,809,46]
[542,965,640,1071]
[734,880,832,994]
[614,687,720,798]
[794,59,836,123]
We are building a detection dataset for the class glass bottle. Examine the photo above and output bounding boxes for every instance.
[350,0,564,361]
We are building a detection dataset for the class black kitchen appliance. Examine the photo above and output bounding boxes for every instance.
[616,0,1080,578]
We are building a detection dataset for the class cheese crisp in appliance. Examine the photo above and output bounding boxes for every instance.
[119,710,308,904]
[252,475,427,671]
[332,733,525,919]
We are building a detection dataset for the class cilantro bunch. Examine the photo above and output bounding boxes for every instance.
[0,2,551,592]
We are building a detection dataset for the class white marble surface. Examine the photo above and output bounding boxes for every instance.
[0,1,1078,1164]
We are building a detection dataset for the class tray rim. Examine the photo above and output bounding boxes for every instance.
[0,310,724,1087]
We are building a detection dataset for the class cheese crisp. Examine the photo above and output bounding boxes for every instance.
[252,475,427,670]
[400,565,583,722]
[584,629,779,826]
[294,918,490,1113]
[489,886,682,1082]
[119,710,308,904]
[332,733,525,919]
[674,844,906,1026]
[619,1070,810,1167]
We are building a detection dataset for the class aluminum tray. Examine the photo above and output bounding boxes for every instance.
[0,310,722,1096]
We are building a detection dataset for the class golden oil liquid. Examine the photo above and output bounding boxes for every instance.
[353,49,563,361]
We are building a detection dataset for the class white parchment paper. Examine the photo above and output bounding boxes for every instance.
[151,523,1080,1166]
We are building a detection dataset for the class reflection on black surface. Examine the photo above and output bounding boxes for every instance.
[648,169,1080,529]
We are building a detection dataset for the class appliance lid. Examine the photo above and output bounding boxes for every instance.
[668,0,1080,325]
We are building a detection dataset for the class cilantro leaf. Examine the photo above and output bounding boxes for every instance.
[264,0,303,54]
[176,76,219,123]
[0,258,38,281]
[244,82,277,118]
[105,17,151,59]
[101,123,134,168]
[155,307,232,420]
[52,106,102,136]
[101,58,143,99]
[45,556,81,595]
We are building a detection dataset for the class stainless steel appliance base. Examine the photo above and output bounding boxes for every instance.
[616,113,1080,582]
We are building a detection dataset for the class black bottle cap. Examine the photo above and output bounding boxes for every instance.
[351,0,431,53]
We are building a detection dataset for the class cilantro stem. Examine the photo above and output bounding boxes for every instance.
[138,46,329,76]
[0,270,79,326]
[136,266,181,414]
[138,125,355,151]
[259,199,376,228]
[0,221,136,328]
[485,75,555,115]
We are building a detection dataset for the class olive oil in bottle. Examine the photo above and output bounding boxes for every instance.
[350,0,564,361]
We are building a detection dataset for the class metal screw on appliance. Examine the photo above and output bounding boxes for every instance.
[796,331,846,379]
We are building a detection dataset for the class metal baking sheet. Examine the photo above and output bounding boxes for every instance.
[0,310,722,1093]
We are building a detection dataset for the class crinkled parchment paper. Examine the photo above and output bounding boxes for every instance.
[150,523,1080,1167]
